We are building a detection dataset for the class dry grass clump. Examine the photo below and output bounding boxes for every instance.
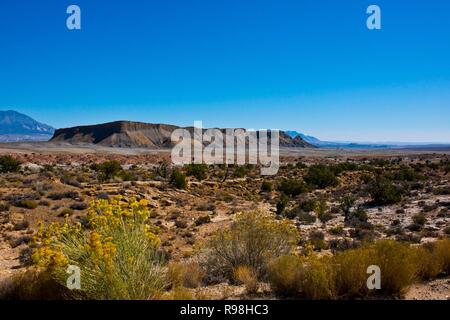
[16,199,38,209]
[268,239,450,299]
[268,254,335,299]
[167,261,205,289]
[234,266,258,294]
[415,239,450,279]
[0,269,68,300]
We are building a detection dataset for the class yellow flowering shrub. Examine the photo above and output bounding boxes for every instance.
[31,197,166,300]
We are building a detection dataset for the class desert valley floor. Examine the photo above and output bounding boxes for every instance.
[1,143,450,300]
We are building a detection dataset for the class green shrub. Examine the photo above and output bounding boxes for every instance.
[330,162,360,175]
[297,211,317,224]
[261,181,273,192]
[0,155,21,173]
[278,179,308,197]
[16,199,38,209]
[368,176,403,205]
[195,215,211,226]
[339,195,356,222]
[315,200,332,224]
[276,194,289,216]
[233,165,250,178]
[412,213,427,226]
[389,165,420,182]
[184,164,208,181]
[304,164,338,189]
[203,211,297,282]
[298,199,317,212]
[170,169,187,189]
[329,225,344,235]
[91,161,122,181]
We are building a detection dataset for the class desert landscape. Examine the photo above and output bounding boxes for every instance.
[2,1,450,306]
[1,128,449,300]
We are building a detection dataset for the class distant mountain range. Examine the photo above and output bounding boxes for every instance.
[285,131,450,149]
[0,110,55,142]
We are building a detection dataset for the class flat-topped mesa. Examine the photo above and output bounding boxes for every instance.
[51,121,178,148]
[50,121,315,149]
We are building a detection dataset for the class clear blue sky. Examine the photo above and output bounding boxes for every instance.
[1,0,449,142]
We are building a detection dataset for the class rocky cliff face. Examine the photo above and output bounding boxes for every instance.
[51,121,315,148]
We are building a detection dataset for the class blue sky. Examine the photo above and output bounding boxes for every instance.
[1,0,449,142]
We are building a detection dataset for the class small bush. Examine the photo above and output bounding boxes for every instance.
[196,203,216,211]
[170,169,187,189]
[16,199,38,209]
[412,213,427,226]
[297,211,317,224]
[175,219,188,229]
[304,164,338,189]
[57,208,74,217]
[268,254,335,299]
[260,181,273,192]
[278,179,308,197]
[298,199,317,212]
[91,161,122,181]
[0,201,10,212]
[69,202,88,211]
[47,191,79,200]
[315,200,332,224]
[368,176,403,205]
[0,155,21,173]
[233,166,250,178]
[13,220,29,231]
[195,215,211,226]
[267,255,303,296]
[184,164,208,181]
[276,194,289,215]
[203,211,297,282]
[329,225,344,235]
[339,195,356,222]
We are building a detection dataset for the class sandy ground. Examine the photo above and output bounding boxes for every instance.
[405,277,450,300]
